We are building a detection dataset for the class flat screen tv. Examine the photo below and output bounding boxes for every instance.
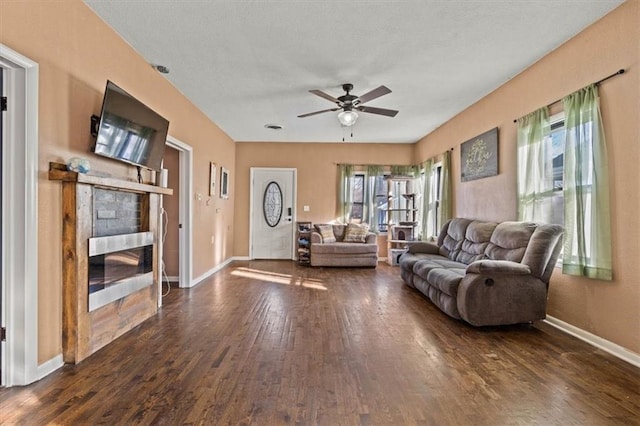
[92,80,169,172]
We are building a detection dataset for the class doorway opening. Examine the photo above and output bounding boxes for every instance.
[0,44,39,387]
[164,136,193,292]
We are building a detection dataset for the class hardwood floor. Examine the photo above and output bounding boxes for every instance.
[1,261,638,425]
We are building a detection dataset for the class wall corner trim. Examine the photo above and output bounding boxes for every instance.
[37,354,64,380]
[190,258,236,287]
[543,316,640,368]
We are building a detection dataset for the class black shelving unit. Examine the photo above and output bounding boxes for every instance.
[296,221,312,265]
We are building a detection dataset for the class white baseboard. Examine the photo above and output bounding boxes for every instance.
[191,257,235,287]
[232,256,250,261]
[37,354,64,380]
[543,316,640,368]
[163,275,179,283]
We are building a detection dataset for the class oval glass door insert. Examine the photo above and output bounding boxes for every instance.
[263,181,283,227]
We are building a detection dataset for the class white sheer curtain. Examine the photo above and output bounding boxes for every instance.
[437,150,452,230]
[517,107,553,222]
[420,159,436,240]
[562,84,612,280]
[337,164,353,223]
[365,165,384,231]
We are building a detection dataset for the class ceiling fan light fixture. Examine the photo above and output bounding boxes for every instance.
[338,110,358,127]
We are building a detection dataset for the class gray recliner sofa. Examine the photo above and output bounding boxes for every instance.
[399,218,563,326]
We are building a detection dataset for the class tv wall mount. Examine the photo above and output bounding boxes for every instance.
[90,115,100,137]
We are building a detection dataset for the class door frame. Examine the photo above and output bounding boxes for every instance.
[0,44,39,387]
[165,136,194,289]
[249,167,297,260]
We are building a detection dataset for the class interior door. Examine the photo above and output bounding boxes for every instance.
[0,65,4,381]
[251,168,295,259]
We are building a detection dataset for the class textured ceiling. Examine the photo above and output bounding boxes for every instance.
[84,0,623,143]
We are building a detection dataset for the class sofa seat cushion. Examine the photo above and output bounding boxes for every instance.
[399,252,433,271]
[412,256,466,278]
[311,242,378,255]
[412,256,466,298]
[426,267,466,297]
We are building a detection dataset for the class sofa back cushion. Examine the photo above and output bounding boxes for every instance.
[437,218,472,259]
[315,224,337,243]
[343,223,370,243]
[454,220,498,264]
[485,221,537,262]
[332,224,347,241]
[521,223,564,282]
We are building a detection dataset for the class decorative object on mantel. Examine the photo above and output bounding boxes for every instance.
[220,167,230,199]
[460,127,499,182]
[66,157,90,174]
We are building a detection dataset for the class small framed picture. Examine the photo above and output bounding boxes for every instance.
[209,162,216,196]
[220,167,230,199]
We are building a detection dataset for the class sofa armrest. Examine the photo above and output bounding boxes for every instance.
[310,231,323,244]
[457,271,548,326]
[407,242,440,255]
[364,232,377,244]
[466,260,531,275]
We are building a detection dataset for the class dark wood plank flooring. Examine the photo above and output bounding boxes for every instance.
[1,261,638,425]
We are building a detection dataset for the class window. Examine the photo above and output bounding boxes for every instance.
[349,173,365,222]
[519,87,610,279]
[345,172,391,231]
[417,162,442,240]
[525,112,565,227]
[374,174,388,232]
[517,111,565,227]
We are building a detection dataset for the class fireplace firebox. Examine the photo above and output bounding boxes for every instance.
[87,231,155,311]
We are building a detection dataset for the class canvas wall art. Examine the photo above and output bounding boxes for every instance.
[460,127,499,182]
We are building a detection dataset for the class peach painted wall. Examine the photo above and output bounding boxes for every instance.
[234,143,414,257]
[414,1,639,354]
[0,0,236,363]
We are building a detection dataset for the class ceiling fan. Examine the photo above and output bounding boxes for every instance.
[298,83,398,127]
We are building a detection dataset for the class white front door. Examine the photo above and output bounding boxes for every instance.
[250,168,296,259]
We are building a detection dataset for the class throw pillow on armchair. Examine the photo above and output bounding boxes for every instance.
[343,223,370,243]
[315,224,336,243]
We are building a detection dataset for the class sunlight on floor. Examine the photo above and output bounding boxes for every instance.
[2,390,42,422]
[231,267,327,291]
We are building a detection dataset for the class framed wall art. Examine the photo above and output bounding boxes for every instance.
[460,127,499,182]
[220,167,230,199]
[209,162,216,196]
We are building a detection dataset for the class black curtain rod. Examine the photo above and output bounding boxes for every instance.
[513,69,625,123]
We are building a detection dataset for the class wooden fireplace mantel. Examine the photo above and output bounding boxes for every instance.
[48,162,173,195]
[49,161,172,363]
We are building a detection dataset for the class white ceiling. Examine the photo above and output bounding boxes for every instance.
[84,0,623,144]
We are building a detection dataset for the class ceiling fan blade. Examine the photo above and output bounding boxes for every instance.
[309,89,340,104]
[298,107,340,118]
[357,105,399,117]
[355,85,392,104]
